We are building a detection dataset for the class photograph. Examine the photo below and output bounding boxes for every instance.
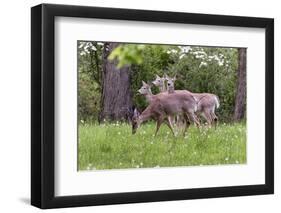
[30,3,274,209]
[78,41,247,171]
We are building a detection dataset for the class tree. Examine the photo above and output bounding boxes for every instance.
[233,48,246,121]
[99,43,133,122]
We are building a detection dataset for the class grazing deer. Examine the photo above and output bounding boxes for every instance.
[165,74,219,127]
[152,75,166,92]
[132,91,200,136]
[138,81,176,130]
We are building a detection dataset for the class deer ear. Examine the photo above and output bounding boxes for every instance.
[155,74,160,79]
[165,74,170,80]
[173,74,177,81]
[142,80,146,86]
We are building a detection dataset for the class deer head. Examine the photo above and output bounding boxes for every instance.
[138,81,152,95]
[152,75,166,92]
[165,74,176,93]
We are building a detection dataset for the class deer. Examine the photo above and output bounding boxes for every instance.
[132,90,200,136]
[165,74,219,127]
[138,81,177,130]
[152,74,182,127]
[138,80,192,130]
[163,74,183,127]
[152,75,166,92]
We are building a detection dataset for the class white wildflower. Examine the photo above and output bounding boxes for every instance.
[91,46,97,51]
[179,54,185,59]
[199,62,208,68]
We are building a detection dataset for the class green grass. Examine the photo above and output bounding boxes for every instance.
[78,122,246,170]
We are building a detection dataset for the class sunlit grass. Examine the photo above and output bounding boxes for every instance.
[78,122,246,170]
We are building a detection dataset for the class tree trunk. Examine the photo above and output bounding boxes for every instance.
[99,42,133,122]
[233,48,247,121]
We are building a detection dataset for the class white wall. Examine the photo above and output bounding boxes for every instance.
[0,0,279,212]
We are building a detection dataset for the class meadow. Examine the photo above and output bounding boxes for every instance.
[78,122,246,171]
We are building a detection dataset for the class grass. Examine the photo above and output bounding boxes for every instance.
[78,122,246,171]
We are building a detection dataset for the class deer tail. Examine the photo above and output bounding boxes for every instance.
[214,95,220,109]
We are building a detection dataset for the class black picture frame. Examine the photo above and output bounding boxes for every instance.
[31,3,274,209]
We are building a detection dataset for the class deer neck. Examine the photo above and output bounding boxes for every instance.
[138,106,154,124]
[144,89,154,102]
[167,87,174,93]
[159,83,166,92]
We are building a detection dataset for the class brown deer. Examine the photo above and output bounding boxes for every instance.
[165,74,219,127]
[164,74,182,127]
[152,75,166,92]
[138,81,177,130]
[138,81,189,129]
[132,91,200,136]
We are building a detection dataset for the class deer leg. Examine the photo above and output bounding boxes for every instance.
[183,113,191,137]
[196,111,203,125]
[189,112,201,128]
[155,116,165,136]
[203,110,212,128]
[210,111,218,129]
[170,115,176,127]
[166,116,176,136]
[176,115,185,129]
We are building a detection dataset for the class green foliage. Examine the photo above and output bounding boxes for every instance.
[131,45,173,109]
[108,44,145,68]
[78,41,240,122]
[78,122,246,170]
[129,45,238,121]
[78,71,100,121]
[78,41,103,121]
[166,47,238,121]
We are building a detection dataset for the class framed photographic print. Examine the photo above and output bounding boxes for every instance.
[31,3,274,209]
